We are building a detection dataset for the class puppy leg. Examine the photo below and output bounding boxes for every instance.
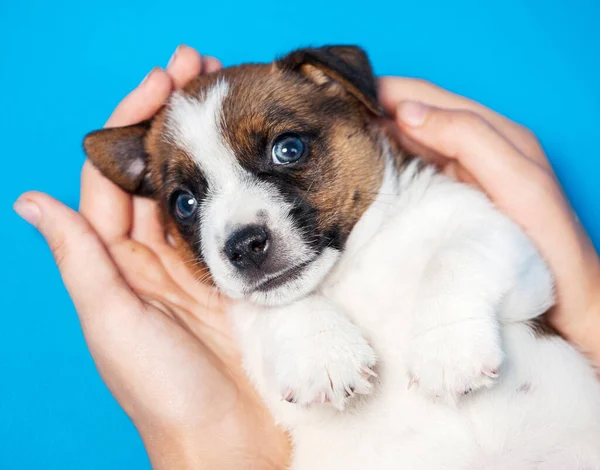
[405,239,509,400]
[497,249,554,322]
[232,296,376,411]
[402,191,556,401]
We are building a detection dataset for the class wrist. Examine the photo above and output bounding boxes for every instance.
[584,293,600,369]
[566,283,600,370]
[582,258,600,367]
[139,425,206,470]
[556,245,600,369]
[137,421,289,470]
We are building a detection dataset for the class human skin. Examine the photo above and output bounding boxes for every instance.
[13,45,600,468]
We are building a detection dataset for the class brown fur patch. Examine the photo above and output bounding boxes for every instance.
[83,121,153,194]
[527,315,559,338]
[276,46,384,116]
[83,46,410,283]
[212,63,389,245]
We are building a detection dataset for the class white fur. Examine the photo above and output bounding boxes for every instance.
[170,84,600,468]
[165,82,339,305]
[228,157,600,469]
[167,81,252,192]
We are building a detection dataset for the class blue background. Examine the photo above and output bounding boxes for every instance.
[1,0,599,468]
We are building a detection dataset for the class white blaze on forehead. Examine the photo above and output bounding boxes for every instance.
[162,79,338,304]
[165,79,281,232]
[165,80,242,189]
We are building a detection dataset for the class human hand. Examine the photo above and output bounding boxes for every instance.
[13,45,289,470]
[378,77,600,366]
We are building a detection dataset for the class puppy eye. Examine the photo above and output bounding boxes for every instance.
[272,134,306,165]
[173,191,198,222]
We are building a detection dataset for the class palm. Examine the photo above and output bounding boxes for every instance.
[71,52,288,466]
[95,194,285,458]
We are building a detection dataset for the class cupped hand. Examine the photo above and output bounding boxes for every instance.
[15,47,599,470]
[378,77,600,366]
[14,45,289,470]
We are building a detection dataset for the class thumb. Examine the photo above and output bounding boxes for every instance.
[394,101,538,200]
[13,191,142,320]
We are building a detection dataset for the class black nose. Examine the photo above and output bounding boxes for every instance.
[224,225,270,269]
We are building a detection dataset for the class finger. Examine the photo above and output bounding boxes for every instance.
[80,161,133,243]
[394,132,480,187]
[395,101,544,200]
[166,44,203,89]
[105,67,173,128]
[396,102,600,324]
[125,197,227,310]
[14,192,142,318]
[441,161,480,188]
[382,117,476,183]
[378,77,549,168]
[380,116,447,168]
[203,56,223,73]
[130,196,166,246]
[81,67,173,242]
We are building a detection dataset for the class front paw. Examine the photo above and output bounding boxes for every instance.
[406,318,503,400]
[274,332,377,410]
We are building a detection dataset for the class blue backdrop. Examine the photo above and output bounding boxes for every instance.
[1,0,599,468]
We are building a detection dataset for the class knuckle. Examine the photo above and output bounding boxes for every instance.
[412,78,448,98]
[50,235,70,270]
[511,123,545,159]
[453,110,486,130]
[440,109,481,133]
[522,128,544,155]
[49,221,97,271]
[524,169,557,203]
[413,78,435,89]
[436,110,487,156]
[519,126,540,146]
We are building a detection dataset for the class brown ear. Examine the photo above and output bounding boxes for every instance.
[277,45,384,116]
[82,121,155,196]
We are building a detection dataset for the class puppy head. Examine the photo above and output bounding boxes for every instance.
[83,45,388,306]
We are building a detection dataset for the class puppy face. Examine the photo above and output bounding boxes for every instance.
[84,46,389,305]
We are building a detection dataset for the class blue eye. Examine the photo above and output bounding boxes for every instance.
[272,134,306,164]
[174,191,198,222]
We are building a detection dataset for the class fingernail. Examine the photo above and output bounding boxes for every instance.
[397,101,429,127]
[167,45,184,69]
[14,198,41,228]
[140,66,161,86]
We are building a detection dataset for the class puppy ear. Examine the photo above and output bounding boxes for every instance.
[82,121,155,196]
[277,45,384,116]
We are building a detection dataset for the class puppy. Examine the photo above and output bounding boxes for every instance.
[83,46,600,469]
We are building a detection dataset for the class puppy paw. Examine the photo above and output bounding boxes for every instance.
[406,318,503,401]
[274,331,377,410]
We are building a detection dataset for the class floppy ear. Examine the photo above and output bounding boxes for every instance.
[82,121,155,196]
[277,45,384,116]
